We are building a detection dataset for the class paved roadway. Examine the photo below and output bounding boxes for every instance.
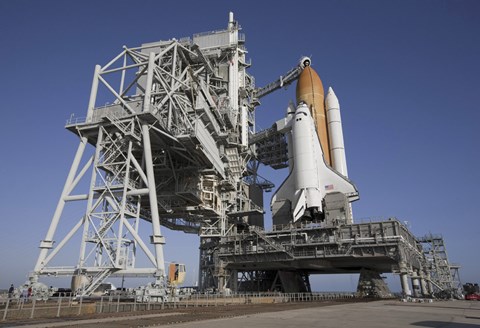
[8,300,480,328]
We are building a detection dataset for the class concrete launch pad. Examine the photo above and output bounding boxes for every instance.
[5,300,479,328]
[167,300,480,328]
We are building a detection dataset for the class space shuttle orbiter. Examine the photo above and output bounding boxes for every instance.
[270,58,359,224]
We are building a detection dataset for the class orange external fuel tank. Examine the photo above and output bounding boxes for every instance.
[296,66,332,166]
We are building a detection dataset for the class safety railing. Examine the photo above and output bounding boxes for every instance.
[0,292,357,322]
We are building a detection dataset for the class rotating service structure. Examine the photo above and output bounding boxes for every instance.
[30,13,460,299]
[31,13,264,295]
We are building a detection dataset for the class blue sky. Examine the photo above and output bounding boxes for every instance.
[1,0,479,292]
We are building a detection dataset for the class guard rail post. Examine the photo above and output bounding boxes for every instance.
[2,298,10,321]
[30,298,36,319]
[78,296,83,315]
[99,296,104,313]
[56,297,62,317]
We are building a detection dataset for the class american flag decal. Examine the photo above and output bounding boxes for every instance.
[325,184,334,191]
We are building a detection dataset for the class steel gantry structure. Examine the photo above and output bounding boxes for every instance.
[30,12,460,299]
[418,234,462,298]
[31,13,265,295]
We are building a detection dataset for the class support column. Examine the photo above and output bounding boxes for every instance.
[167,44,177,129]
[231,270,238,292]
[115,140,133,267]
[419,270,429,297]
[411,270,421,298]
[78,128,104,268]
[87,65,101,122]
[33,137,88,274]
[400,273,411,297]
[426,272,434,296]
[399,262,411,297]
[142,52,155,113]
[142,124,165,283]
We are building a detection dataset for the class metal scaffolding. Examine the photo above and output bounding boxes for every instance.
[217,219,430,293]
[31,13,262,295]
[418,234,462,298]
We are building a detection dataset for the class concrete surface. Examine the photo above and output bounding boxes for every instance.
[167,300,480,328]
[7,300,480,328]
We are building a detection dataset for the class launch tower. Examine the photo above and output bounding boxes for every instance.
[31,13,265,295]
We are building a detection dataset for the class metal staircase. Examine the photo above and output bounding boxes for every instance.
[104,114,141,141]
[418,234,462,298]
[95,216,118,240]
[250,226,293,257]
[78,268,118,297]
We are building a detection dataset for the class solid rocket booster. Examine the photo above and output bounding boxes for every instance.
[326,87,348,177]
[326,87,354,224]
[296,66,332,166]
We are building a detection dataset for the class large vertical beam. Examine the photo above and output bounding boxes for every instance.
[33,137,88,273]
[78,129,104,268]
[142,124,166,281]
[399,261,412,298]
[115,140,133,267]
[143,52,155,113]
[411,270,421,297]
[400,272,411,297]
[241,105,248,147]
[228,20,239,127]
[419,270,429,297]
[87,65,101,122]
[230,270,238,292]
[167,44,177,129]
[119,52,127,95]
[141,50,165,278]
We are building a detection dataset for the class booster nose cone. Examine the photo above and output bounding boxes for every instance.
[295,66,331,166]
[325,87,339,109]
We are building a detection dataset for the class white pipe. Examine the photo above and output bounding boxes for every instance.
[63,194,88,201]
[126,188,150,196]
[241,106,248,147]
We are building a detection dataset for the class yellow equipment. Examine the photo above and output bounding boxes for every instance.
[168,263,186,286]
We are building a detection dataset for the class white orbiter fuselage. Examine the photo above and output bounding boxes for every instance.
[271,103,359,222]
